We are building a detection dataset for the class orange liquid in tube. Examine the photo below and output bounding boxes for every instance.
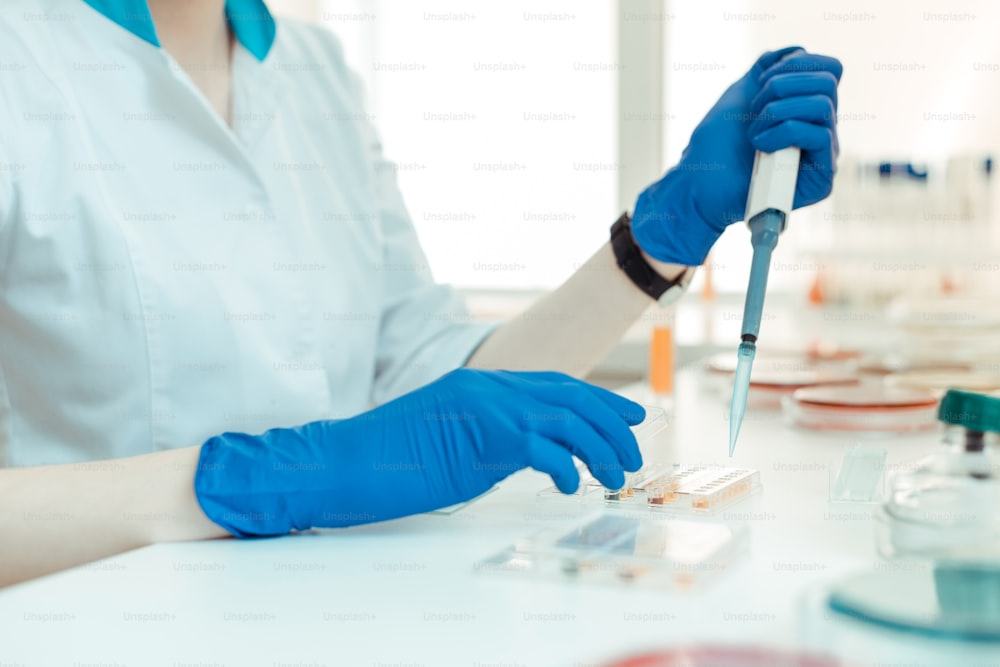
[650,327,674,395]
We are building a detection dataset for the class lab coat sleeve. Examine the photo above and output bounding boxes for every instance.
[366,137,498,404]
[346,89,497,404]
[288,21,497,404]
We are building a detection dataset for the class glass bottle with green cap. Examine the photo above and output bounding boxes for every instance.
[939,388,1000,461]
[835,389,1000,643]
[877,388,1000,561]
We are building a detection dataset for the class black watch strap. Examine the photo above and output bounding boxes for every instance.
[610,212,688,301]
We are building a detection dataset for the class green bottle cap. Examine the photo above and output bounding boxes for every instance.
[938,389,1000,433]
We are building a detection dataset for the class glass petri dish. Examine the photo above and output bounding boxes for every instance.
[745,367,859,409]
[784,386,939,433]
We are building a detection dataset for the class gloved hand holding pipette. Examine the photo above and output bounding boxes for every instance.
[631,47,843,267]
[630,46,842,457]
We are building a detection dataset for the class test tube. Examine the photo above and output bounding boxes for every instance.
[649,326,674,396]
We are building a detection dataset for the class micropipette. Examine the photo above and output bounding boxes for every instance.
[728,147,801,457]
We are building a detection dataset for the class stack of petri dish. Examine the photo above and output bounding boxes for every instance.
[704,350,861,409]
[783,385,939,434]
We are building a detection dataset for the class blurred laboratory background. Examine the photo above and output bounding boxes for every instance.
[268,0,1000,385]
[6,4,1000,664]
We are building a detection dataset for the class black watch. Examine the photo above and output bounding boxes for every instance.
[610,212,691,304]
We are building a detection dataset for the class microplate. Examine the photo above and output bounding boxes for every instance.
[477,513,748,591]
[538,463,762,515]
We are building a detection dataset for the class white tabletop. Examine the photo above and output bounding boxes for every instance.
[1,369,996,667]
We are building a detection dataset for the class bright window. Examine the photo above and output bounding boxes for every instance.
[273,1,999,295]
[274,0,619,289]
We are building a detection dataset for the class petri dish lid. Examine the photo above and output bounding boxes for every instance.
[749,367,858,389]
[603,646,842,667]
[792,386,939,411]
[885,370,1000,396]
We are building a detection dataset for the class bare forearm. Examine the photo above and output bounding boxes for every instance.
[0,446,226,587]
[467,241,688,377]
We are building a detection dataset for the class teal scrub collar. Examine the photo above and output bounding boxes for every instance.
[82,0,276,61]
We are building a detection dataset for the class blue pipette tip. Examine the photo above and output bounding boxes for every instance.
[728,341,757,457]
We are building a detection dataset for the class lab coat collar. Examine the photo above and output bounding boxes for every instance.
[81,0,276,61]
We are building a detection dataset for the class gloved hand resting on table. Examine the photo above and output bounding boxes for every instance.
[194,369,645,537]
[632,46,844,267]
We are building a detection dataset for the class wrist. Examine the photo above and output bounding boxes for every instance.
[610,213,694,304]
[142,447,229,544]
[639,247,690,282]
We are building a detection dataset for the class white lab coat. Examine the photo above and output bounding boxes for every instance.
[0,1,494,466]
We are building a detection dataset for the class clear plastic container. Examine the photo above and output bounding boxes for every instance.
[630,405,670,441]
[476,513,748,591]
[829,445,887,503]
[538,463,762,515]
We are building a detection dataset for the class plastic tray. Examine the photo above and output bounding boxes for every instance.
[477,513,748,591]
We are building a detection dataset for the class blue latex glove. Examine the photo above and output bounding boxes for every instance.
[194,369,645,537]
[632,47,843,266]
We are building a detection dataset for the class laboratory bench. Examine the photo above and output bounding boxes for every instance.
[1,367,994,667]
